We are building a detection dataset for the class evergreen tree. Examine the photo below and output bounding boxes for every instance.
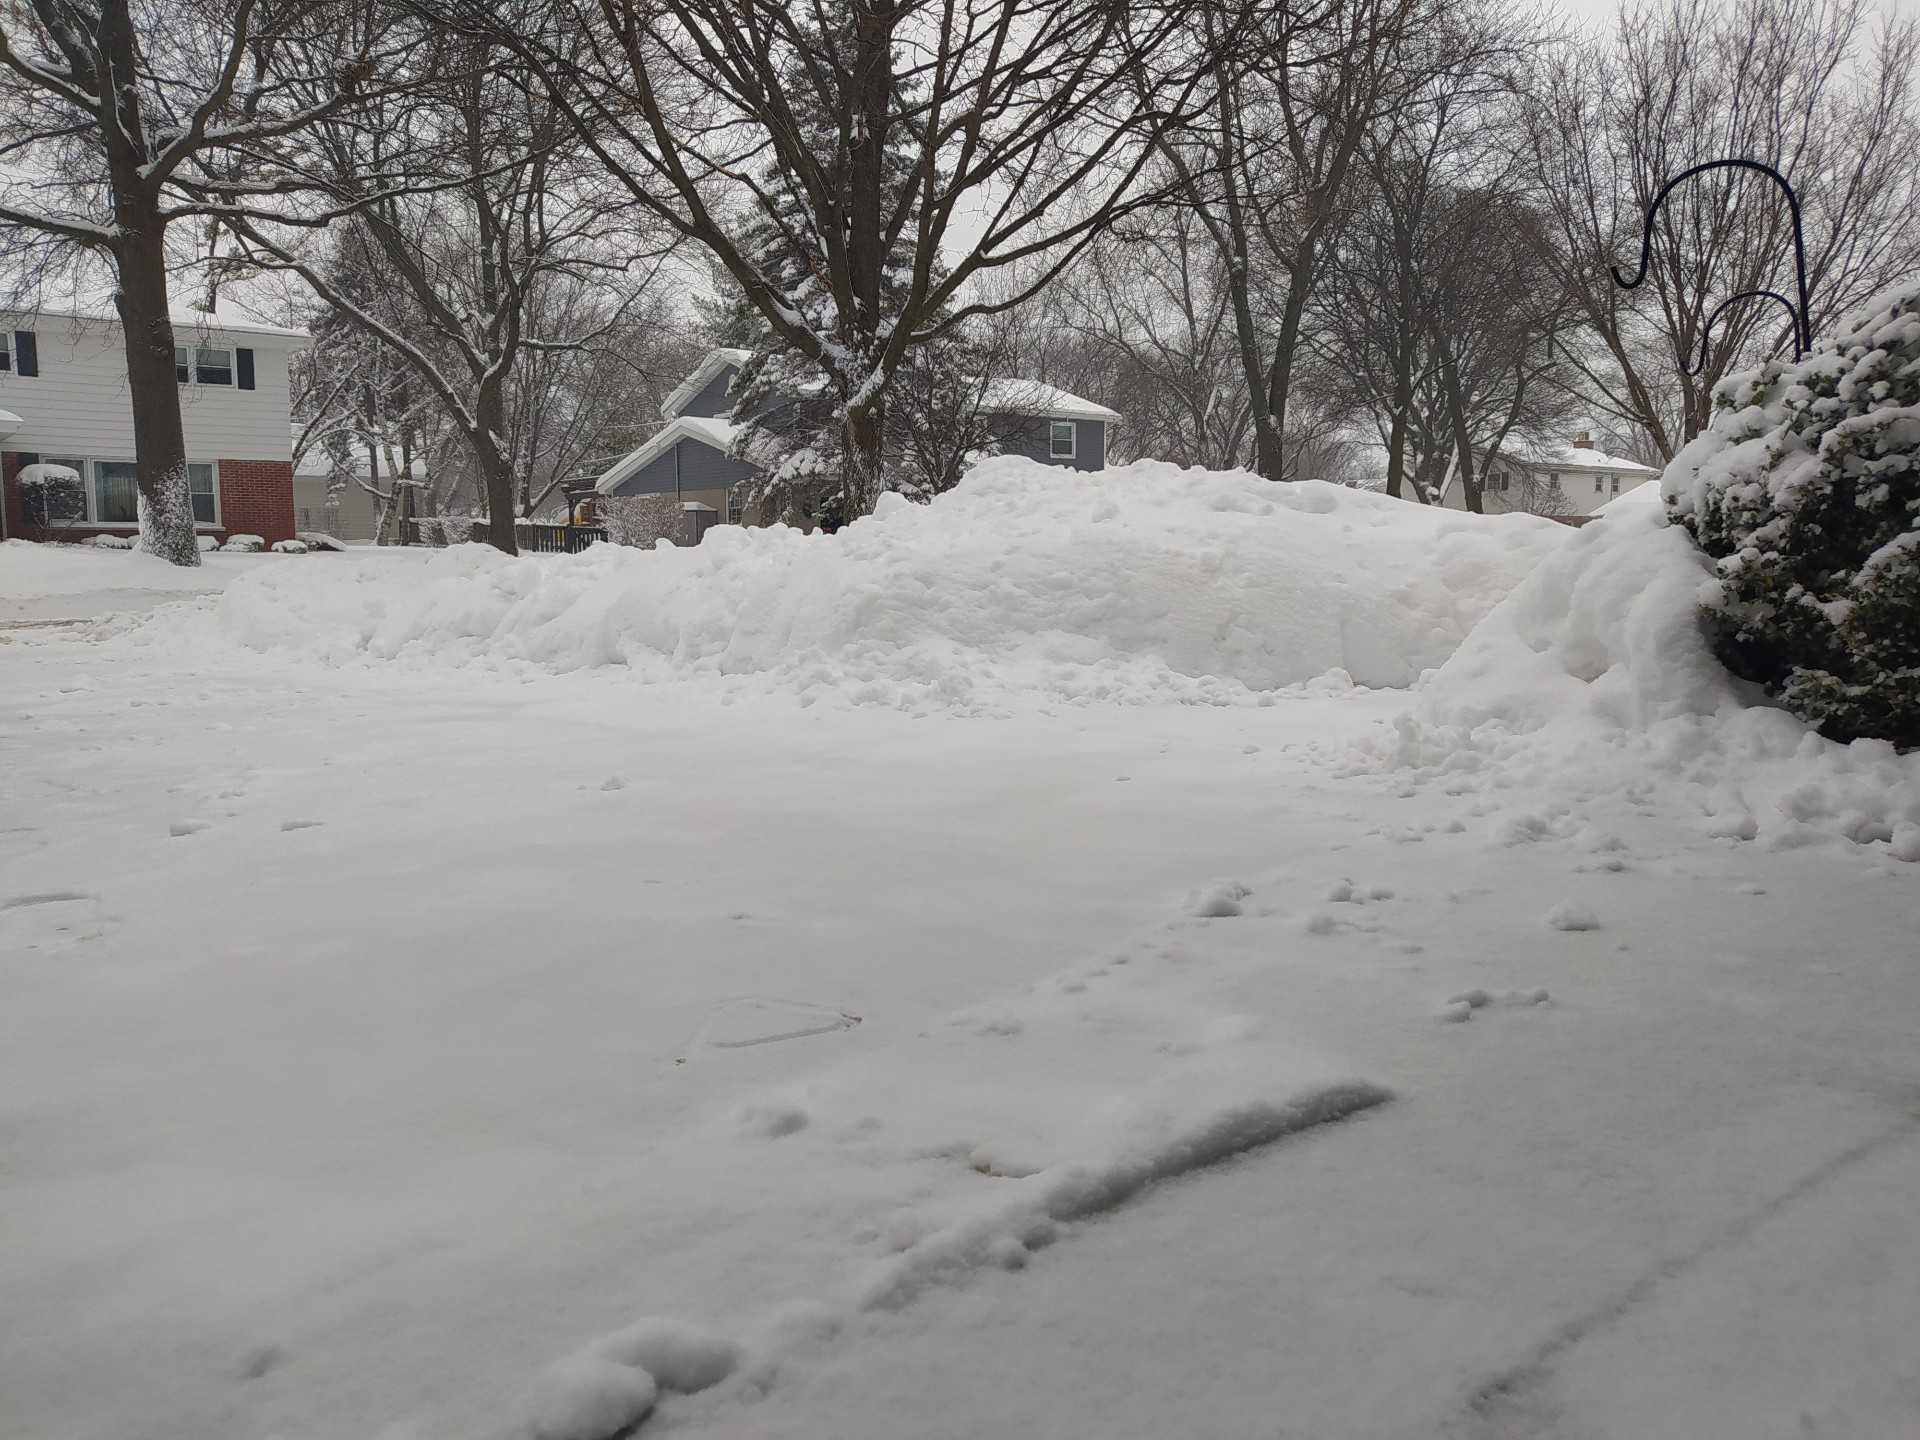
[720,6,993,526]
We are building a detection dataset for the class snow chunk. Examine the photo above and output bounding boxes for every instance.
[583,1319,743,1394]
[271,539,309,555]
[1187,881,1251,918]
[520,1356,656,1440]
[1546,904,1601,932]
[221,534,265,553]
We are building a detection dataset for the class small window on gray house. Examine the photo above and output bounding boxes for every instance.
[726,490,743,525]
[1049,420,1076,459]
[175,345,191,382]
[1594,476,1604,494]
[1611,475,1621,494]
[0,331,9,371]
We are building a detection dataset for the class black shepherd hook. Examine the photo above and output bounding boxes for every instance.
[1611,158,1812,376]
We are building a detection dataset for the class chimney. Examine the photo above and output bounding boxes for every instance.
[1573,429,1592,448]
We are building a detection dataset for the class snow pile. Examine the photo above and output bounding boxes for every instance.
[1367,507,1920,857]
[177,459,1564,708]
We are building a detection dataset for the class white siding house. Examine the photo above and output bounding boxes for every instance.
[0,303,306,544]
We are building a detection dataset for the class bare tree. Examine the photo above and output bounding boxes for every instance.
[0,0,397,563]
[447,0,1225,518]
[1054,211,1255,470]
[214,28,668,553]
[1153,0,1453,480]
[1528,0,1920,459]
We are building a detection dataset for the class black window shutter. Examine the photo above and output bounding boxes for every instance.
[236,347,255,390]
[14,330,37,377]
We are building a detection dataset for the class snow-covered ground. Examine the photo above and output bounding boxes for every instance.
[3,465,1916,1440]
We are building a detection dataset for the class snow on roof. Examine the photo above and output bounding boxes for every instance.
[1594,479,1663,514]
[1488,441,1657,474]
[1,296,309,341]
[980,379,1120,423]
[660,348,753,420]
[594,414,737,494]
[1559,446,1657,473]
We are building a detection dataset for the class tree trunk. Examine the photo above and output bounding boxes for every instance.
[1438,349,1481,514]
[844,398,886,517]
[108,166,198,565]
[473,375,517,554]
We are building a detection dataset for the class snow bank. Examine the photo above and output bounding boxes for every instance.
[0,538,225,600]
[178,459,1563,708]
[1367,508,1920,856]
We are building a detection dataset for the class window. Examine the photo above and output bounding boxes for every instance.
[188,462,218,524]
[32,456,219,526]
[0,331,9,372]
[195,347,233,386]
[1610,475,1621,495]
[176,344,233,385]
[93,461,139,523]
[1049,420,1076,459]
[726,490,743,525]
[35,457,88,524]
[1594,476,1605,494]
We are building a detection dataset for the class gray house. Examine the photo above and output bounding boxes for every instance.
[591,347,1118,535]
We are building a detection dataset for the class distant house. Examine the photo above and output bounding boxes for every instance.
[590,347,1120,537]
[293,434,429,544]
[0,302,306,545]
[1439,430,1660,518]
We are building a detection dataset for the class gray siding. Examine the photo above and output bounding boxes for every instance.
[988,415,1105,472]
[678,365,741,419]
[608,437,757,498]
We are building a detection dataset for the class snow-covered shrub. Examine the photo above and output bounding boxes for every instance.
[16,462,84,533]
[271,539,310,555]
[196,534,220,552]
[221,534,266,553]
[599,494,682,549]
[87,533,133,549]
[1665,284,1920,747]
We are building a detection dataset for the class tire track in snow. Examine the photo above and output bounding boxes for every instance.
[1455,1108,1920,1438]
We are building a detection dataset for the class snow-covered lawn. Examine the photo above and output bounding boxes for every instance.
[3,466,1916,1440]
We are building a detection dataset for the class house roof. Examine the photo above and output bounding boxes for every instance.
[660,347,752,420]
[1485,441,1657,475]
[979,379,1120,422]
[593,414,737,494]
[3,298,309,341]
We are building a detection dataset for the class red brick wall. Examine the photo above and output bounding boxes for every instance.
[217,459,296,544]
[1,451,23,541]
[1,452,295,545]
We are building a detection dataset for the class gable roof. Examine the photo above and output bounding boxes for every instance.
[593,414,737,494]
[1483,441,1657,476]
[660,347,752,420]
[980,379,1119,422]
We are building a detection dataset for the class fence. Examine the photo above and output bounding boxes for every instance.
[401,518,608,553]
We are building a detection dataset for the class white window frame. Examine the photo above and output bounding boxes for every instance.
[726,490,744,525]
[1048,419,1077,459]
[40,456,222,528]
[0,331,10,372]
[175,343,234,387]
